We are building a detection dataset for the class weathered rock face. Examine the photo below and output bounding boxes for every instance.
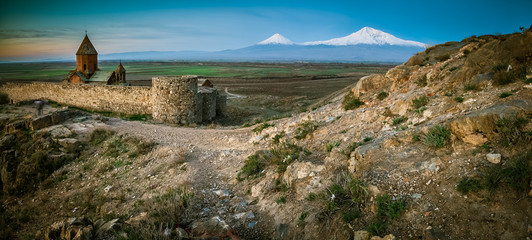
[352,74,391,98]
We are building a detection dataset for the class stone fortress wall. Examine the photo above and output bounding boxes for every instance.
[1,75,226,124]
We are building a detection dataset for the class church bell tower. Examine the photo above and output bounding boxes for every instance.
[75,32,98,75]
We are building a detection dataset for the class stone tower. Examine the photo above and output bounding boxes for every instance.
[152,76,199,124]
[76,34,98,75]
[115,61,126,83]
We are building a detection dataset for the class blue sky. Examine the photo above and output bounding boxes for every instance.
[0,0,530,61]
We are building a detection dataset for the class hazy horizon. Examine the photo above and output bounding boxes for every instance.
[1,0,531,62]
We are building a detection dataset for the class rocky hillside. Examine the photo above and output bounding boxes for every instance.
[1,29,531,240]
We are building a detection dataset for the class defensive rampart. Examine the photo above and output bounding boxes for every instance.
[0,75,224,124]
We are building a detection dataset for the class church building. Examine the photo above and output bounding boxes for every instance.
[65,34,127,85]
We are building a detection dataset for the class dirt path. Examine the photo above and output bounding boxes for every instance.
[107,119,270,238]
[225,87,246,99]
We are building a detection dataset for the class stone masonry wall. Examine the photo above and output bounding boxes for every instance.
[151,76,198,124]
[1,75,226,124]
[1,82,152,114]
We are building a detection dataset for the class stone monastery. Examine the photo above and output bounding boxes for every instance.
[65,34,127,85]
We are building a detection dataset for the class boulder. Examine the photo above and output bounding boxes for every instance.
[354,230,370,240]
[486,153,501,164]
[190,216,239,239]
[370,234,396,240]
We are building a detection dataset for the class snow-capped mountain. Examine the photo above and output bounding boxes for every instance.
[258,33,294,45]
[303,27,426,48]
[100,27,426,63]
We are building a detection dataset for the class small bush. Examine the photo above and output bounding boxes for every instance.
[412,133,420,142]
[342,209,360,223]
[343,92,364,110]
[367,220,386,236]
[105,136,129,158]
[499,92,513,98]
[0,93,9,104]
[493,70,516,85]
[463,83,478,91]
[496,113,530,146]
[376,194,407,219]
[424,125,450,148]
[411,95,429,110]
[306,192,317,201]
[277,196,286,204]
[454,96,464,103]
[294,121,318,140]
[271,141,305,173]
[416,74,427,87]
[272,131,285,144]
[502,157,530,192]
[89,129,115,145]
[456,177,483,194]
[377,92,389,100]
[298,212,307,227]
[363,137,372,142]
[253,123,274,134]
[449,67,458,72]
[392,116,407,126]
[436,54,450,62]
[325,141,341,152]
[237,154,265,181]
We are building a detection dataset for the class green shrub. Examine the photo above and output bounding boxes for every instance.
[411,95,429,110]
[496,113,530,146]
[325,141,341,152]
[454,96,464,103]
[342,209,360,223]
[412,133,420,142]
[499,92,513,98]
[271,141,305,173]
[376,194,407,219]
[277,196,286,204]
[502,157,530,192]
[89,129,115,145]
[294,121,318,140]
[424,125,450,148]
[237,154,266,180]
[449,67,458,72]
[416,74,427,87]
[367,220,386,236]
[377,92,389,100]
[343,92,365,110]
[253,123,274,134]
[298,212,307,227]
[484,166,503,191]
[272,131,285,144]
[392,116,407,126]
[105,136,129,158]
[363,137,372,142]
[456,177,483,194]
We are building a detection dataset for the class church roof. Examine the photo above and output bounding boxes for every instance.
[76,34,98,55]
[88,71,113,82]
[115,62,126,72]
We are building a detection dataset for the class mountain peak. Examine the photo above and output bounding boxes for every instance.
[258,33,294,45]
[303,27,425,48]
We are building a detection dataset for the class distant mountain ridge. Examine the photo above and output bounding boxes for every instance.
[99,27,427,63]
